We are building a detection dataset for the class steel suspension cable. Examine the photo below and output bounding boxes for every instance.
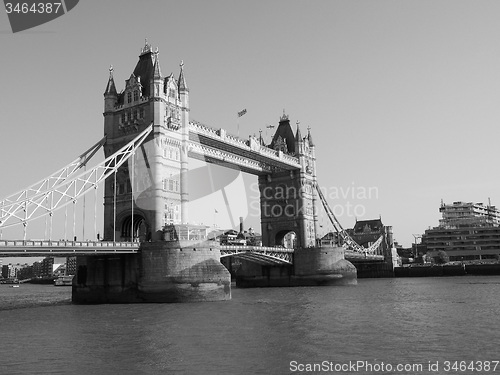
[64,202,68,240]
[73,184,76,241]
[94,172,97,240]
[82,164,87,241]
[49,193,54,240]
[23,201,27,240]
[113,169,117,242]
[44,196,48,239]
[131,151,135,242]
[315,182,377,254]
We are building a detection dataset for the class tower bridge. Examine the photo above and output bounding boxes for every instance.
[0,41,395,303]
[0,240,384,263]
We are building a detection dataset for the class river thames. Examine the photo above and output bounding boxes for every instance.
[0,276,499,375]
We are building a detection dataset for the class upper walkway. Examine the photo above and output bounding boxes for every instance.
[188,121,301,175]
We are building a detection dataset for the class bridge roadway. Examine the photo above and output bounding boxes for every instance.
[0,241,384,263]
[0,240,140,256]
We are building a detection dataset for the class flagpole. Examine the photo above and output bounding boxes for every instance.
[266,124,275,144]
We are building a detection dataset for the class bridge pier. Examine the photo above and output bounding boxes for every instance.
[234,246,357,287]
[138,241,231,302]
[72,239,231,303]
[72,254,139,303]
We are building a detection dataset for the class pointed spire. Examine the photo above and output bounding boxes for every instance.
[104,65,117,96]
[153,48,162,79]
[307,125,314,147]
[280,109,288,122]
[295,121,303,142]
[178,60,188,92]
[141,38,152,55]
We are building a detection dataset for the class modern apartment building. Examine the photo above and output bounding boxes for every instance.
[423,201,500,261]
[439,201,500,228]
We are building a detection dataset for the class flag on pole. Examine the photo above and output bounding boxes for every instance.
[237,109,247,117]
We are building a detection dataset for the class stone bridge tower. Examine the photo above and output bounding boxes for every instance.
[73,41,230,304]
[259,113,318,248]
[102,40,190,241]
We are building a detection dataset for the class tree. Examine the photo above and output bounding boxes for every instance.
[434,250,449,264]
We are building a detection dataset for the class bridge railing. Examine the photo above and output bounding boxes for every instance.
[224,133,250,148]
[0,240,139,248]
[220,245,295,253]
[279,152,301,164]
[189,120,220,137]
[220,245,294,264]
[190,121,248,148]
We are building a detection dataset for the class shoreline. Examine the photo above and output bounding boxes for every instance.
[395,262,500,277]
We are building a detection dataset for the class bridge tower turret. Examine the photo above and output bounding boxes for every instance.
[178,61,190,224]
[307,125,319,240]
[259,113,318,249]
[103,66,118,134]
[101,40,188,242]
[294,121,319,248]
[149,48,168,240]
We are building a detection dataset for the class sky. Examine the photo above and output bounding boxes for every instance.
[1,0,500,265]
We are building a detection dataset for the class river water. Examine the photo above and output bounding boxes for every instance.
[0,276,499,375]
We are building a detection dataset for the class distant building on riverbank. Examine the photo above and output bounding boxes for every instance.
[1,263,29,279]
[423,200,500,261]
[439,200,500,228]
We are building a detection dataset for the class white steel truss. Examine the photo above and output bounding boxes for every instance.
[316,183,383,255]
[220,245,294,265]
[0,124,153,229]
[0,136,106,211]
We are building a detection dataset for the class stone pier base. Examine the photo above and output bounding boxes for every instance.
[292,246,357,286]
[235,246,357,287]
[138,241,231,302]
[72,240,231,304]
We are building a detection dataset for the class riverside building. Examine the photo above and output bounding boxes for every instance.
[423,201,500,261]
